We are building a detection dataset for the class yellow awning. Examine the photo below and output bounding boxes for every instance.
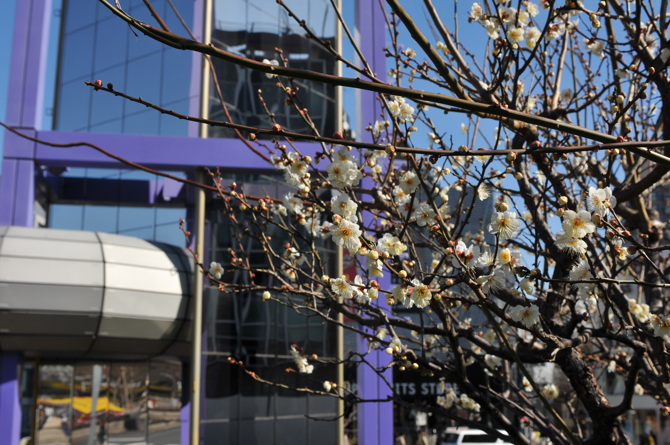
[37,396,124,414]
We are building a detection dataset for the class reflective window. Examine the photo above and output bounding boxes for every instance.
[203,172,339,444]
[45,168,187,246]
[208,0,336,138]
[53,0,195,136]
[30,360,181,445]
[35,365,73,445]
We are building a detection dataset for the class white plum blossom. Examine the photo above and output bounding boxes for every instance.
[615,68,632,79]
[470,2,483,21]
[628,299,651,324]
[413,202,436,227]
[485,354,503,369]
[519,277,535,294]
[330,276,355,299]
[634,383,644,395]
[410,279,432,308]
[377,233,407,256]
[562,210,595,239]
[507,27,525,45]
[542,384,559,401]
[478,267,509,294]
[331,193,358,222]
[525,26,541,48]
[459,394,481,412]
[509,304,541,328]
[437,387,458,409]
[399,171,420,194]
[283,193,304,214]
[366,255,384,277]
[405,47,416,59]
[651,315,670,339]
[556,233,588,256]
[588,186,617,216]
[290,346,314,374]
[271,203,287,217]
[560,88,574,103]
[331,218,362,251]
[392,283,410,305]
[586,40,605,58]
[262,58,279,78]
[488,211,521,240]
[386,336,403,355]
[372,120,388,137]
[661,48,670,63]
[499,6,516,24]
[388,97,415,123]
[209,262,224,279]
[570,259,595,297]
[481,18,500,39]
[326,147,362,187]
[476,184,490,201]
[525,2,539,16]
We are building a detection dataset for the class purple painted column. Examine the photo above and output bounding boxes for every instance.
[181,361,191,445]
[356,1,393,445]
[0,158,35,227]
[5,0,52,129]
[0,353,21,445]
[0,130,37,227]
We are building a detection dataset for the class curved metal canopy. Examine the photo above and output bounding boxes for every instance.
[0,226,193,360]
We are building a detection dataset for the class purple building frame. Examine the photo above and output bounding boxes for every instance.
[0,0,393,444]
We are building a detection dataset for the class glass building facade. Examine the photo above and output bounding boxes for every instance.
[1,0,391,444]
[0,0,362,445]
[54,0,195,136]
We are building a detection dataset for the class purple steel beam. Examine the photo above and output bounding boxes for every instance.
[0,353,21,445]
[5,0,52,129]
[356,1,393,445]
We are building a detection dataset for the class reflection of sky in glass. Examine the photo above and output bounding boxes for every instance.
[209,0,336,138]
[47,168,187,246]
[214,0,334,37]
[53,0,194,136]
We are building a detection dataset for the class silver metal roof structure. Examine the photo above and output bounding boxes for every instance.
[0,226,193,360]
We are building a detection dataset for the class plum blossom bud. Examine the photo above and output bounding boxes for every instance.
[558,196,569,206]
[591,213,602,225]
[262,291,271,301]
[398,270,407,279]
[322,275,330,283]
[556,208,565,217]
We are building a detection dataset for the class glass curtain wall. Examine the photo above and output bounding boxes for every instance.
[53,0,195,136]
[28,360,182,445]
[202,173,339,444]
[208,0,336,138]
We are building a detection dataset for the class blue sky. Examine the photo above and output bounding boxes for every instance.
[0,0,17,162]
